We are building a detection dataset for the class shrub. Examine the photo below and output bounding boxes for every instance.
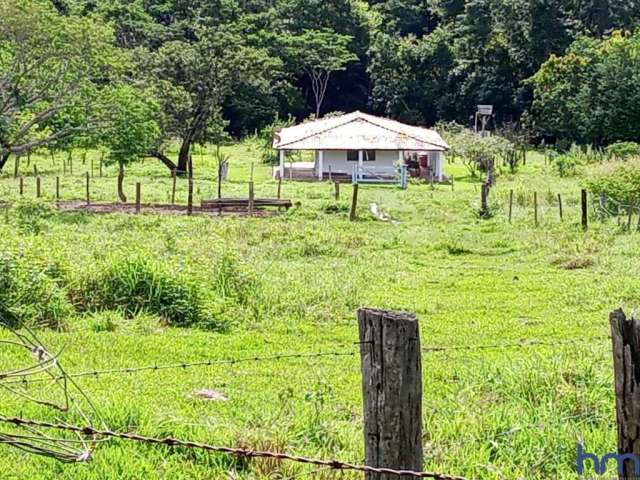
[10,199,55,234]
[80,255,222,329]
[585,163,640,211]
[552,153,581,177]
[0,251,73,329]
[606,141,640,161]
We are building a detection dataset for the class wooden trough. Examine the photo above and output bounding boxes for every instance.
[201,198,292,211]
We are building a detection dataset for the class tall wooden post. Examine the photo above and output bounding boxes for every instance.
[610,309,640,479]
[171,169,177,205]
[581,189,588,230]
[558,193,563,221]
[13,156,20,179]
[18,176,23,196]
[248,181,255,216]
[350,183,359,221]
[334,181,340,201]
[533,191,538,227]
[85,172,90,205]
[135,182,141,214]
[99,153,104,177]
[508,189,513,223]
[277,173,282,200]
[56,177,60,200]
[187,156,193,216]
[358,308,423,480]
[35,177,41,198]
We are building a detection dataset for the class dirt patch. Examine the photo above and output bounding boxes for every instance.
[55,201,281,217]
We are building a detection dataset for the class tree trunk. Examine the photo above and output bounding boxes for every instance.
[0,151,10,172]
[177,139,191,175]
[148,150,178,172]
[117,164,127,203]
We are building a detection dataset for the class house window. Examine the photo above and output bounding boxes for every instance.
[364,150,376,162]
[347,150,358,162]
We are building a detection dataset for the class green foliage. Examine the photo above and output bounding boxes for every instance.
[528,31,640,145]
[586,162,640,207]
[552,153,581,178]
[79,255,221,329]
[606,141,640,160]
[0,251,73,329]
[10,199,55,234]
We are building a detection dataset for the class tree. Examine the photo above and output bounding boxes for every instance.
[0,0,125,171]
[99,85,160,202]
[285,30,358,118]
[146,26,280,173]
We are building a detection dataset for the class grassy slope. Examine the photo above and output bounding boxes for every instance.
[0,144,636,479]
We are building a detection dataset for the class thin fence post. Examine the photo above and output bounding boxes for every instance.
[533,191,538,227]
[358,308,423,480]
[171,169,177,205]
[277,173,282,200]
[248,181,255,217]
[13,156,20,179]
[558,193,563,221]
[334,181,340,201]
[85,172,90,205]
[187,156,193,216]
[99,153,103,177]
[33,164,38,178]
[19,176,23,196]
[610,309,640,479]
[581,189,588,230]
[56,177,60,200]
[36,176,41,198]
[451,176,454,191]
[350,183,359,221]
[508,189,513,223]
[135,182,141,214]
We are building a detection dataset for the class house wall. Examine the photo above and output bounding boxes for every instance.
[318,150,400,175]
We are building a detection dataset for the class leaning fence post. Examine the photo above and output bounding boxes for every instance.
[358,308,423,480]
[610,309,640,479]
[558,193,563,221]
[350,183,359,221]
[135,182,141,214]
[581,189,588,230]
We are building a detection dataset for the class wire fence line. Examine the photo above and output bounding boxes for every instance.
[0,416,467,480]
[3,336,610,387]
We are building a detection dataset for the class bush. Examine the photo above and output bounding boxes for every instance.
[80,255,222,329]
[0,251,73,329]
[606,141,640,161]
[11,199,55,234]
[585,163,640,211]
[552,153,581,177]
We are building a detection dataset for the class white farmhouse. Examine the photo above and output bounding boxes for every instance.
[273,111,449,183]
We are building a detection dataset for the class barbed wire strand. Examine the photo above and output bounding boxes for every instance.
[0,415,467,480]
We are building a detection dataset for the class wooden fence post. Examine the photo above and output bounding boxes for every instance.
[350,183,359,221]
[533,191,538,227]
[99,153,103,177]
[18,176,23,196]
[334,181,340,201]
[171,169,177,205]
[85,172,90,205]
[358,308,423,480]
[36,176,41,198]
[13,156,20,179]
[248,181,255,216]
[135,182,141,214]
[610,309,640,479]
[187,156,193,216]
[508,189,513,223]
[56,177,60,200]
[277,173,282,200]
[558,193,563,221]
[581,189,588,230]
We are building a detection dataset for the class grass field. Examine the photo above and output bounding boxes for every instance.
[0,143,636,479]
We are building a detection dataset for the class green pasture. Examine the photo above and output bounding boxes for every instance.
[0,144,636,479]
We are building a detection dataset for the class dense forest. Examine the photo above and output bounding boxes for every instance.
[2,0,640,172]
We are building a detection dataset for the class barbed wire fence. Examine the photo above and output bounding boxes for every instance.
[0,314,614,478]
